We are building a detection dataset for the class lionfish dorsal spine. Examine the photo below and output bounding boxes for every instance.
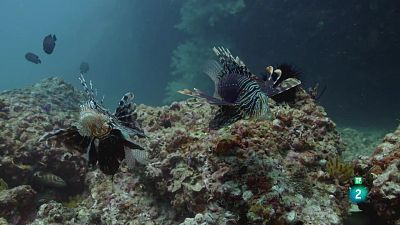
[212,46,252,77]
[203,60,223,98]
[78,73,97,102]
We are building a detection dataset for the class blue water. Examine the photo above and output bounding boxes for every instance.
[0,0,399,129]
[0,0,182,107]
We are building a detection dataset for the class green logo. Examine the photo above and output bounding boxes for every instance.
[354,177,362,185]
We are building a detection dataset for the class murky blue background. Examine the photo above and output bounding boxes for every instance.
[0,0,399,130]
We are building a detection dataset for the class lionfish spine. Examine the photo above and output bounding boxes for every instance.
[78,73,96,102]
[213,46,251,77]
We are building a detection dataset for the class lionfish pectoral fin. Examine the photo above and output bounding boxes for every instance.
[203,60,222,98]
[267,78,301,97]
[38,126,89,152]
[115,92,134,117]
[84,138,98,166]
[97,135,124,176]
[125,148,149,169]
[178,88,235,106]
[123,138,144,150]
[114,92,145,136]
[38,129,65,142]
[83,143,90,161]
[209,105,243,130]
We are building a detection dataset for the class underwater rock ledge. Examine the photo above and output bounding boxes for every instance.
[0,77,395,225]
[355,124,400,225]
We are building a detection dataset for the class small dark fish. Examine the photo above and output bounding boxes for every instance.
[80,62,89,74]
[33,171,66,188]
[41,103,52,113]
[43,34,57,54]
[25,52,41,64]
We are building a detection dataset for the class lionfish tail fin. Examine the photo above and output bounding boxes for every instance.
[212,46,252,77]
[178,88,235,106]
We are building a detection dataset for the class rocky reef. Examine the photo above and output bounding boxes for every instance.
[339,127,386,161]
[0,185,36,225]
[1,77,398,224]
[0,78,87,223]
[355,125,400,225]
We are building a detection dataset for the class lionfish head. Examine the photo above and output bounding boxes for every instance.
[76,102,112,139]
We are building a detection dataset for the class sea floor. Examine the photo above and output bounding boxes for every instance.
[0,77,399,225]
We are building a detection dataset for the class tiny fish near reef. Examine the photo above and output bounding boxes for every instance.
[39,74,147,176]
[33,171,66,188]
[179,46,301,129]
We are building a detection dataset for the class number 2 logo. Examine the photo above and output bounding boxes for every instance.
[355,189,361,199]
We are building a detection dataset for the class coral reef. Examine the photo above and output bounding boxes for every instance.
[0,179,7,192]
[122,88,348,225]
[338,127,386,160]
[355,124,400,225]
[0,78,87,224]
[326,156,354,184]
[0,185,37,224]
[3,77,398,224]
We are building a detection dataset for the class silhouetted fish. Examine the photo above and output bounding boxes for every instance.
[80,62,89,74]
[43,34,57,54]
[25,52,41,64]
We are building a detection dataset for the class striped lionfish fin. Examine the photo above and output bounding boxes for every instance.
[78,73,97,102]
[125,148,149,169]
[203,60,222,98]
[114,92,145,137]
[212,46,252,78]
[38,126,91,153]
[209,105,243,130]
[178,88,235,106]
[115,92,135,120]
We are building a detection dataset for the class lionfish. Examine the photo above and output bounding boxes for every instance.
[40,74,147,176]
[179,46,301,129]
